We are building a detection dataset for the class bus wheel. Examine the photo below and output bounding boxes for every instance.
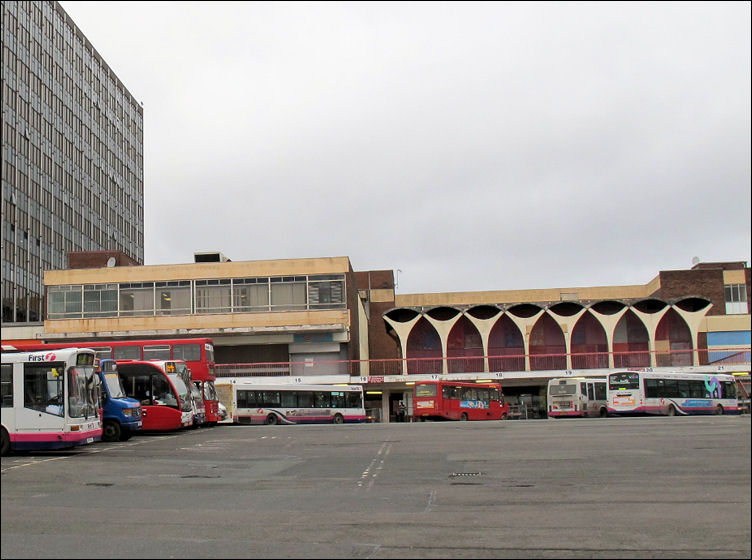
[716,405,724,415]
[102,420,121,442]
[266,414,278,425]
[667,405,677,416]
[1,427,9,456]
[333,413,344,425]
[460,413,469,421]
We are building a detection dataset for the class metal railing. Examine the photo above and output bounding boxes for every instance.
[215,347,751,378]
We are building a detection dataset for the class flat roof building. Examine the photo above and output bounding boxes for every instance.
[1,1,144,324]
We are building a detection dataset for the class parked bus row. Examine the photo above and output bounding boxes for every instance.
[5,338,221,424]
[546,371,741,418]
[2,346,369,456]
[1,347,221,456]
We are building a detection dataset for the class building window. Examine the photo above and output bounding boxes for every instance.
[47,285,82,318]
[270,276,307,311]
[83,283,118,317]
[155,281,191,316]
[725,284,748,314]
[195,279,231,314]
[233,278,270,312]
[308,275,345,309]
[119,282,155,316]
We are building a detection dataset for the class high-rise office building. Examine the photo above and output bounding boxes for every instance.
[1,0,144,323]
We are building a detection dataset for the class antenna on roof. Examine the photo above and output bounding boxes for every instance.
[691,256,700,266]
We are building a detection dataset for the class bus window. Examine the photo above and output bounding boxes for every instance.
[298,391,314,408]
[68,365,99,419]
[114,345,140,360]
[173,343,201,362]
[24,363,64,416]
[144,345,170,360]
[415,383,437,397]
[152,375,177,407]
[261,391,280,407]
[677,381,690,398]
[609,372,640,391]
[331,391,345,408]
[689,380,705,398]
[1,364,12,406]
[594,382,607,401]
[549,383,576,396]
[722,381,737,399]
[346,391,362,409]
[88,347,113,360]
[314,392,330,408]
[664,379,678,397]
[281,391,296,407]
[587,383,595,400]
[125,374,151,404]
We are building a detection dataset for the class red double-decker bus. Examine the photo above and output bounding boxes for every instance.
[412,381,509,421]
[3,338,221,425]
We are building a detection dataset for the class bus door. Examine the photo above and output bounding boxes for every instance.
[18,361,67,436]
[118,365,183,431]
[144,373,182,430]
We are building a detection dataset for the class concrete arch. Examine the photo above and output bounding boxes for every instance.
[500,307,545,371]
[570,310,609,369]
[405,316,443,374]
[629,304,671,367]
[588,304,629,368]
[383,311,421,375]
[487,313,525,372]
[655,308,694,367]
[463,308,503,372]
[447,315,484,373]
[547,306,588,370]
[670,302,713,365]
[529,312,567,371]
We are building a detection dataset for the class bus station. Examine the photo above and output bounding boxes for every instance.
[2,251,749,423]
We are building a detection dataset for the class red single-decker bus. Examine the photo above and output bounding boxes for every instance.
[116,360,194,431]
[412,381,509,421]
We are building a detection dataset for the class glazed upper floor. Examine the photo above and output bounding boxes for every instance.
[40,255,359,342]
[37,257,750,368]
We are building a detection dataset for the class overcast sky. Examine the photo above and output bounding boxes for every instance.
[59,1,751,295]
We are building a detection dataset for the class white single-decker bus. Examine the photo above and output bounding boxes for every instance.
[217,381,366,425]
[607,370,739,416]
[547,377,608,418]
[1,347,103,455]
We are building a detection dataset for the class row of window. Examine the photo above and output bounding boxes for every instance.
[415,384,502,402]
[236,389,363,409]
[644,379,737,400]
[82,342,206,363]
[47,275,347,318]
